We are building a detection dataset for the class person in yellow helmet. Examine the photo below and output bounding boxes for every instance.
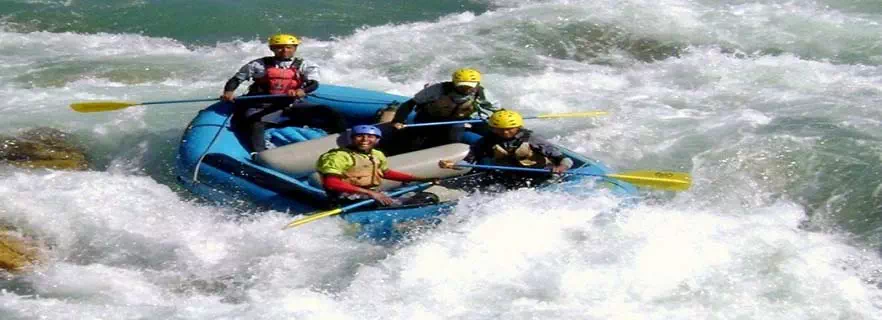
[222,33,346,152]
[385,68,498,153]
[439,109,573,189]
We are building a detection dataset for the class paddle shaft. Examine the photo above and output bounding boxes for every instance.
[454,163,563,175]
[403,119,484,128]
[283,181,434,229]
[334,181,434,212]
[69,93,297,113]
[402,111,608,128]
[454,163,691,191]
[141,94,289,106]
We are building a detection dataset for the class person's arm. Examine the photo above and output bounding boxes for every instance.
[461,146,479,164]
[299,59,320,94]
[286,59,319,98]
[383,169,417,182]
[223,77,242,93]
[528,135,573,172]
[322,176,394,205]
[475,87,498,116]
[299,59,321,82]
[466,138,490,164]
[383,169,437,182]
[222,60,260,101]
[322,175,365,194]
[317,151,394,205]
[301,80,319,93]
[391,99,417,124]
[391,84,444,125]
[439,139,483,169]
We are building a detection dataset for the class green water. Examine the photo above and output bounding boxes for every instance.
[0,0,491,44]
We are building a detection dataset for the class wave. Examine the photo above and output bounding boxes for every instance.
[1,1,882,317]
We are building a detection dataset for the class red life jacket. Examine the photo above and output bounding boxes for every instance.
[250,57,303,95]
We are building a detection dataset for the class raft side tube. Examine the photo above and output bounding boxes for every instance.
[253,133,347,178]
[296,143,473,190]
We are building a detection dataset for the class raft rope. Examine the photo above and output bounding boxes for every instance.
[309,93,395,105]
[192,110,234,183]
[190,93,394,182]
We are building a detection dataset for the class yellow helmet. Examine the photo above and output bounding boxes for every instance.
[268,33,301,46]
[488,109,524,129]
[452,68,482,83]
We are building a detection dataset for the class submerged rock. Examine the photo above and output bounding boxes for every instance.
[0,127,87,273]
[0,226,43,273]
[0,127,88,170]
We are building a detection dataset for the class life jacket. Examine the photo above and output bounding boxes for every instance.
[419,82,483,119]
[248,57,303,95]
[335,148,384,190]
[489,131,550,168]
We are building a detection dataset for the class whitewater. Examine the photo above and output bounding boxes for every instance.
[1,0,881,319]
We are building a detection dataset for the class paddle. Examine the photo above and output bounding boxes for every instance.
[452,163,691,191]
[401,111,608,128]
[69,94,289,113]
[281,181,435,230]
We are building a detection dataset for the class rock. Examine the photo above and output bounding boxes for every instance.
[0,127,88,170]
[0,226,42,273]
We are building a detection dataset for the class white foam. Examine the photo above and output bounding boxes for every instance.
[1,0,882,317]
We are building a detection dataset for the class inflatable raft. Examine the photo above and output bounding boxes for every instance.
[175,84,637,241]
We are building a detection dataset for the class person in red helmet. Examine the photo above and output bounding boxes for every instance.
[316,125,438,206]
[222,33,346,152]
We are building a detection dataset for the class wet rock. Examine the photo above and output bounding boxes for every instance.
[0,225,42,273]
[0,127,88,170]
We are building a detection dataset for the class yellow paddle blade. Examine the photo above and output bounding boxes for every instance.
[606,170,692,191]
[281,208,344,230]
[535,111,608,119]
[69,101,139,113]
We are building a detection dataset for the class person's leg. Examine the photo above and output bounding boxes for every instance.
[446,124,466,144]
[467,121,491,137]
[500,172,553,190]
[245,106,291,153]
[247,121,269,152]
[232,105,266,153]
[399,192,440,206]
[329,190,438,208]
[309,104,347,133]
[375,125,426,155]
[281,103,348,134]
[374,123,404,155]
[232,98,293,153]
[402,114,445,151]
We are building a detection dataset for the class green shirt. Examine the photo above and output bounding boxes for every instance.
[316,148,388,176]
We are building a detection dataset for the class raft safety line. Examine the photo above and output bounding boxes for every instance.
[310,93,394,105]
[192,110,234,183]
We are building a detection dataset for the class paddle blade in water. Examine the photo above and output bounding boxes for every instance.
[69,101,139,113]
[282,208,344,229]
[608,170,692,191]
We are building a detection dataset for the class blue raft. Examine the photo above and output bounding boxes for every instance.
[175,84,637,241]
